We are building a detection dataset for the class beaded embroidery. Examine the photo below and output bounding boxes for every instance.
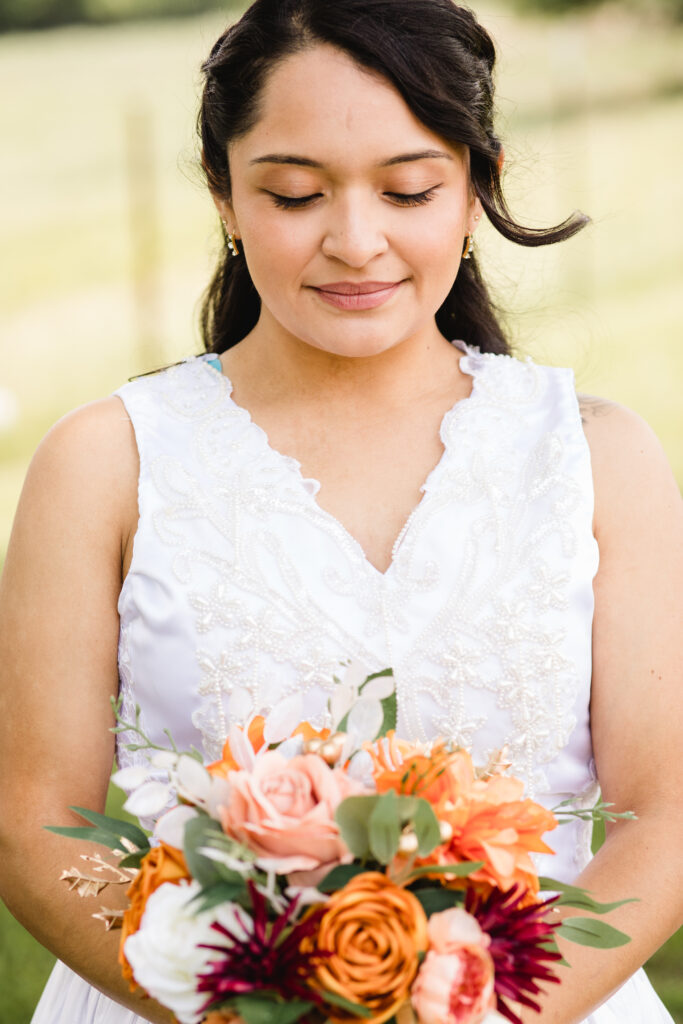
[115,342,599,822]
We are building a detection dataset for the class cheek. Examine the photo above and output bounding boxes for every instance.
[240,207,316,289]
[408,210,466,293]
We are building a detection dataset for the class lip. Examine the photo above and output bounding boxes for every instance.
[310,280,404,311]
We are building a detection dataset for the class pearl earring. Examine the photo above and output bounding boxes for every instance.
[221,220,240,257]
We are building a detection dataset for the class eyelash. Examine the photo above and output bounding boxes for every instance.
[268,186,440,209]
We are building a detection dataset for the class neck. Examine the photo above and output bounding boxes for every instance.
[222,310,465,412]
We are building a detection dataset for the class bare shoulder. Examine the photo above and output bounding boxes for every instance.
[576,392,681,544]
[19,395,138,565]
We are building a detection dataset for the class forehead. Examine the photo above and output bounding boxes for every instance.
[231,43,462,170]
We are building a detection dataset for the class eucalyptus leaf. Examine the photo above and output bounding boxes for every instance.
[45,825,127,852]
[368,790,401,863]
[412,799,441,856]
[557,917,631,949]
[394,795,419,820]
[69,806,150,851]
[183,814,228,887]
[335,796,378,859]
[538,877,638,915]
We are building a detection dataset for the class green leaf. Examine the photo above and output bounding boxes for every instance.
[557,917,631,949]
[538,877,638,915]
[407,861,484,880]
[117,851,147,870]
[368,790,401,863]
[183,814,230,888]
[321,990,374,1018]
[412,799,441,857]
[335,796,378,859]
[359,669,397,737]
[69,806,150,851]
[191,880,248,912]
[44,825,127,852]
[318,862,368,893]
[378,690,398,737]
[413,887,463,915]
[232,995,314,1024]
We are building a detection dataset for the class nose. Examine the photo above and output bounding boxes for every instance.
[321,189,389,267]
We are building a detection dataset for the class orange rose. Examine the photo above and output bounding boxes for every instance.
[309,872,428,1024]
[118,842,190,988]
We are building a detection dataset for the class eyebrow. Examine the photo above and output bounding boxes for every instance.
[249,149,453,168]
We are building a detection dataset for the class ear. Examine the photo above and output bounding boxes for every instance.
[469,194,484,234]
[211,191,239,238]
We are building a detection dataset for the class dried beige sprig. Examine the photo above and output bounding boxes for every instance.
[59,853,137,898]
[92,907,125,931]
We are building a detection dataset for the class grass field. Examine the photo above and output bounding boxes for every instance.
[0,2,682,1021]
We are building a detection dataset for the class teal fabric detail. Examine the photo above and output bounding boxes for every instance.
[207,357,222,372]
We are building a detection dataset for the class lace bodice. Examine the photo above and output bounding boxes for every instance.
[114,340,600,881]
[33,341,675,1024]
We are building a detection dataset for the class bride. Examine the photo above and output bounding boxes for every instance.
[0,1,681,1022]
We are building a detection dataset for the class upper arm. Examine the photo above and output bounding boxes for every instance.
[581,395,683,824]
[0,396,139,834]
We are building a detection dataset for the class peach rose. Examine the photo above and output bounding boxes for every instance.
[219,750,363,883]
[118,842,189,989]
[427,908,491,955]
[412,909,494,1024]
[309,872,428,1024]
[411,946,495,1024]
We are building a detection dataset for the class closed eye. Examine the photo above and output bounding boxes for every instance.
[384,186,441,206]
[266,185,442,210]
[267,192,323,209]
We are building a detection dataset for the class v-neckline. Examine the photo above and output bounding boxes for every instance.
[201,340,483,580]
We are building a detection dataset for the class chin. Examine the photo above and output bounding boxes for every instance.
[297,316,415,360]
[305,333,404,360]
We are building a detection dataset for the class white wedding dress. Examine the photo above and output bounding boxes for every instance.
[32,340,674,1023]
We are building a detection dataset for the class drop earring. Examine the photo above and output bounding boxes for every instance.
[222,219,240,257]
[462,234,474,260]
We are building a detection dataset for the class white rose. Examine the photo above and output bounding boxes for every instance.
[124,880,247,1024]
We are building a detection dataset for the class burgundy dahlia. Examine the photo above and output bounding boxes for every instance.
[466,885,563,1024]
[196,881,327,1017]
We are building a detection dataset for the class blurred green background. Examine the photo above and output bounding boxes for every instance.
[0,0,681,1020]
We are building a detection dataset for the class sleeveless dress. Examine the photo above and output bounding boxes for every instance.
[32,340,674,1024]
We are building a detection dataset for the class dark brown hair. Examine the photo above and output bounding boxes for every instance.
[199,0,588,355]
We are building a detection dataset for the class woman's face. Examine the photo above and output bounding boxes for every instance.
[216,44,481,359]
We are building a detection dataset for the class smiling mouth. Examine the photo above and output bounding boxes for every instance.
[310,280,404,310]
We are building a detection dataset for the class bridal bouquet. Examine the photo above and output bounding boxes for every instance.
[49,666,632,1024]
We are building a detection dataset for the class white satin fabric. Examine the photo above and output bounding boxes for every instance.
[32,341,673,1023]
